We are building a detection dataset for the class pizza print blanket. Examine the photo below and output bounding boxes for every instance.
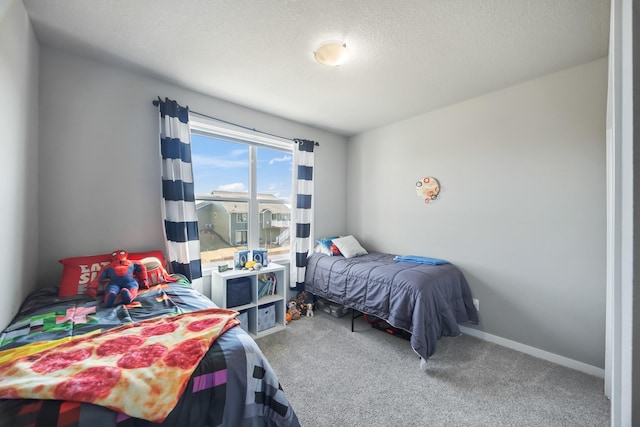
[0,283,300,427]
[0,308,239,422]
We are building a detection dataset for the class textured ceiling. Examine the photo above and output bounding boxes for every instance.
[23,0,610,136]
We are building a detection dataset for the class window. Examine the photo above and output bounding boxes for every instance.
[190,117,293,265]
[235,230,247,245]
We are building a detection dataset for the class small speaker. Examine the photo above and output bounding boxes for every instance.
[252,249,268,266]
[234,250,250,269]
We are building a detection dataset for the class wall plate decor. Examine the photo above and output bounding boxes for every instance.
[416,177,440,203]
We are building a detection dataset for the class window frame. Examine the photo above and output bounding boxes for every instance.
[189,115,294,268]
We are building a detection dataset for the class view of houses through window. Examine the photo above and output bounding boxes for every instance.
[190,125,293,265]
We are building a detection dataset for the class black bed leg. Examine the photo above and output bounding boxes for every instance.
[351,309,365,332]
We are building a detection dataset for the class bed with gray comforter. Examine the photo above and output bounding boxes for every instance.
[303,252,479,362]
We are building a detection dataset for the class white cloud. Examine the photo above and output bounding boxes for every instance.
[269,155,292,165]
[192,153,246,168]
[218,182,246,191]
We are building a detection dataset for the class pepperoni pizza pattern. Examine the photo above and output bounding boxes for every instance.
[0,308,239,423]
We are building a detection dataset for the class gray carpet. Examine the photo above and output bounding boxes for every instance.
[255,310,610,427]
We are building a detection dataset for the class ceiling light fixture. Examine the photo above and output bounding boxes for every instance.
[314,41,350,67]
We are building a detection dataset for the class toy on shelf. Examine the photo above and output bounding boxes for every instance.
[243,260,262,271]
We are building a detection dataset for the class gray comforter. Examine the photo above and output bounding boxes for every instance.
[303,252,479,361]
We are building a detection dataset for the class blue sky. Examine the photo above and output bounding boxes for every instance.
[191,134,292,200]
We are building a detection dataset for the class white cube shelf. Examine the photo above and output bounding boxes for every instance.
[210,263,287,338]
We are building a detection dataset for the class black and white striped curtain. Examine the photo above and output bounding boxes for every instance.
[156,98,202,281]
[290,139,315,290]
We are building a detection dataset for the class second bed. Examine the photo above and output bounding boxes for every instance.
[303,252,479,363]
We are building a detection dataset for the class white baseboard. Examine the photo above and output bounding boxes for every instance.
[458,325,605,378]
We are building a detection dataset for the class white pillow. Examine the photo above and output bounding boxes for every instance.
[313,243,332,256]
[332,235,368,258]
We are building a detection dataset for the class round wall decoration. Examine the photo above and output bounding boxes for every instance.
[415,176,440,204]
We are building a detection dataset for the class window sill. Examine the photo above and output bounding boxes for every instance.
[201,257,289,276]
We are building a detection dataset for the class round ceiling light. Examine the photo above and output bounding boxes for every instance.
[314,41,350,67]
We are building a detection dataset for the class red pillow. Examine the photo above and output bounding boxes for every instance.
[58,250,168,297]
[329,243,342,256]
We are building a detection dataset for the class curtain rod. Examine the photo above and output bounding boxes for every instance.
[152,97,319,146]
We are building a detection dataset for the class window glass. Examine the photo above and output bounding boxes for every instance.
[191,135,248,197]
[196,200,249,264]
[191,130,292,265]
[259,201,290,258]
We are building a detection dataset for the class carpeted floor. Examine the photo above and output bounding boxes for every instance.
[255,310,610,427]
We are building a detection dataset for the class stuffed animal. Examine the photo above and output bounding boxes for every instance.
[87,249,148,307]
[296,291,313,316]
[243,260,262,271]
[287,299,301,321]
[306,303,314,317]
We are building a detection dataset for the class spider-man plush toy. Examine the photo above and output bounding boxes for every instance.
[87,249,149,307]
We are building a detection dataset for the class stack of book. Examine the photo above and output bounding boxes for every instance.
[257,272,277,298]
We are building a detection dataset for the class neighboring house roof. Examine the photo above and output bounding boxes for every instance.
[216,202,290,215]
[196,201,213,209]
[209,191,285,201]
[261,204,290,215]
[197,191,290,215]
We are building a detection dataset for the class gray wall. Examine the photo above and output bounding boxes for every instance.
[0,0,39,329]
[37,46,348,290]
[347,59,607,369]
[633,1,640,419]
